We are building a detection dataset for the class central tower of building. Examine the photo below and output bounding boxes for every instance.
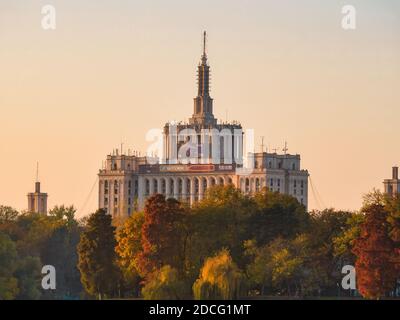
[163,31,243,165]
[190,31,217,126]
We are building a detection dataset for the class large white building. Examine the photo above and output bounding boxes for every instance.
[98,32,309,218]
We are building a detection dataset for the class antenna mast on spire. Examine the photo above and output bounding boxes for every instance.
[36,162,39,182]
[203,31,207,56]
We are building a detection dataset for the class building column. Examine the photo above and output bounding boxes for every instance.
[157,177,162,194]
[199,177,204,201]
[138,176,145,210]
[173,177,179,199]
[182,177,187,202]
[149,177,155,195]
[190,178,195,206]
[166,177,171,198]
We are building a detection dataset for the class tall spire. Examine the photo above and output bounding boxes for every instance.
[202,31,207,63]
[190,31,216,126]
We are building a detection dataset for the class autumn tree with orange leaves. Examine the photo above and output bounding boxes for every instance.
[352,196,398,299]
[137,194,188,277]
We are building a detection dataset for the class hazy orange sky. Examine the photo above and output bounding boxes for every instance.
[1,0,399,217]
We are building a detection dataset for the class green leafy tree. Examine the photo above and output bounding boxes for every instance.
[0,206,19,223]
[77,209,121,299]
[251,189,309,246]
[305,209,355,295]
[0,232,19,300]
[333,212,365,263]
[0,206,22,241]
[14,256,41,300]
[188,185,256,277]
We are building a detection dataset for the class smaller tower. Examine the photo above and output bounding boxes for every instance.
[383,166,400,197]
[27,163,48,214]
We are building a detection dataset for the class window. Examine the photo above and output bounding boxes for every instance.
[114,180,118,195]
[301,189,304,195]
[277,179,280,187]
[113,163,117,170]
[292,163,296,170]
[294,189,297,195]
[270,179,273,187]
[294,180,297,188]
[104,197,108,205]
[301,180,304,188]
[269,161,272,169]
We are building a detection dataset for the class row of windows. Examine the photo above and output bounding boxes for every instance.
[111,163,132,171]
[104,180,138,195]
[266,161,297,170]
[269,179,305,188]
[104,196,134,206]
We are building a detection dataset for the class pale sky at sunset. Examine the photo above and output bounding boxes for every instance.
[1,0,399,217]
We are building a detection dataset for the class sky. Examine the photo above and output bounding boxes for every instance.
[0,0,399,217]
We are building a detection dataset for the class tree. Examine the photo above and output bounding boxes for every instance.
[137,195,187,277]
[0,232,19,300]
[0,206,19,223]
[385,194,400,278]
[250,189,309,246]
[333,212,365,263]
[306,209,355,295]
[48,205,77,228]
[188,185,256,276]
[13,256,41,300]
[193,249,245,300]
[141,265,187,300]
[77,209,121,299]
[352,201,397,299]
[115,212,144,297]
[0,206,22,242]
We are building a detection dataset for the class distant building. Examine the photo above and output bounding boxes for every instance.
[383,166,400,196]
[27,180,48,214]
[98,32,309,218]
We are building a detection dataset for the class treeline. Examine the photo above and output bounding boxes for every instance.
[76,186,400,300]
[1,186,399,300]
[0,205,82,299]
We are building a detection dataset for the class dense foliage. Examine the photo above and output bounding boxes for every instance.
[1,186,399,300]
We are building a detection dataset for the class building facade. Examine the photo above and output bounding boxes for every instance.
[27,181,48,215]
[384,166,400,196]
[98,32,309,218]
